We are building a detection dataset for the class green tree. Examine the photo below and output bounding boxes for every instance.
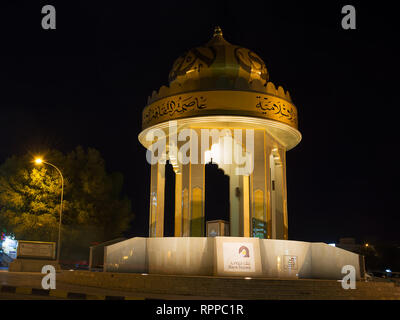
[0,147,132,260]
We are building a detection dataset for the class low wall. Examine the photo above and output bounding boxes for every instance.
[310,242,361,280]
[89,237,125,270]
[147,237,214,276]
[8,259,61,272]
[104,237,361,280]
[259,239,312,279]
[105,237,147,273]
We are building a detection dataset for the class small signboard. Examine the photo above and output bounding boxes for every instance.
[283,255,298,270]
[215,237,263,277]
[206,220,230,237]
[223,242,255,272]
[17,241,56,260]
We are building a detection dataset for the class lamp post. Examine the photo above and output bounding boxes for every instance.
[34,158,63,262]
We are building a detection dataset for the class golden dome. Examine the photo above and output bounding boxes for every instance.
[168,26,269,88]
[141,27,299,143]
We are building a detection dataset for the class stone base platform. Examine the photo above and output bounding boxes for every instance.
[58,271,400,300]
[8,258,61,272]
[104,237,363,280]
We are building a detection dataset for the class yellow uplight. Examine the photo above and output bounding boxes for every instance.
[34,158,43,164]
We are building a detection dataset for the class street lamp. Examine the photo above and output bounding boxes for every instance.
[34,157,64,262]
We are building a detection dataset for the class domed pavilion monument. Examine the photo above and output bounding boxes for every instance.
[138,27,301,240]
[104,28,363,280]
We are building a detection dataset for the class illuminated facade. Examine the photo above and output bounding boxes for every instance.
[138,27,301,240]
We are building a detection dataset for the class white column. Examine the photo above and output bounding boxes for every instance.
[149,161,165,237]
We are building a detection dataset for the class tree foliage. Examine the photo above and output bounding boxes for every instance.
[0,147,132,259]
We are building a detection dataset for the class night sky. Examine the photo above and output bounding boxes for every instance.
[0,1,398,244]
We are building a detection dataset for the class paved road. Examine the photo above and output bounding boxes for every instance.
[0,270,144,299]
[0,270,224,300]
[0,292,62,300]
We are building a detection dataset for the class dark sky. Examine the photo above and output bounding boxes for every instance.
[0,1,398,244]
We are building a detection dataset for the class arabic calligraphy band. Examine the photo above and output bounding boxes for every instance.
[142,90,298,130]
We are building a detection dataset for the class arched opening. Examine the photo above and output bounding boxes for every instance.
[205,162,230,232]
[163,160,175,237]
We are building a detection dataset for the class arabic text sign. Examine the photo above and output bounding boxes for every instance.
[18,241,56,260]
[283,255,298,270]
[223,242,255,272]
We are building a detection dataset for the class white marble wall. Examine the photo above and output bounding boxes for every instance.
[147,237,214,275]
[259,239,312,279]
[311,242,361,280]
[104,237,361,280]
[104,237,147,273]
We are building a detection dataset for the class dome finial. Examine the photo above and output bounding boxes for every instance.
[213,26,223,37]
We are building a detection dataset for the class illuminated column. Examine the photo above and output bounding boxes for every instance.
[178,128,205,237]
[167,122,184,237]
[250,130,268,238]
[239,174,251,237]
[282,150,288,240]
[265,138,273,239]
[189,128,205,237]
[229,168,240,237]
[181,160,190,236]
[236,134,252,237]
[272,147,288,240]
[149,160,165,237]
[174,172,183,236]
[269,153,277,239]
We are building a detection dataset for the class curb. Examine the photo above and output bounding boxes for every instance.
[0,285,145,300]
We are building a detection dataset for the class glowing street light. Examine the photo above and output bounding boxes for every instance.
[34,157,64,262]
